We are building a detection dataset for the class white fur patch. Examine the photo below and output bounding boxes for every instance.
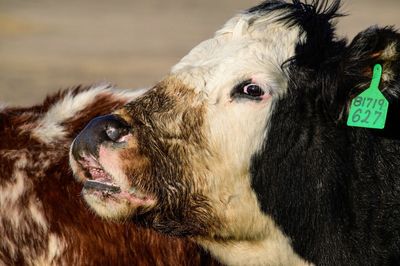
[33,233,67,265]
[46,234,66,263]
[172,10,302,97]
[0,154,29,209]
[170,7,308,266]
[29,199,48,230]
[171,9,301,174]
[32,86,147,144]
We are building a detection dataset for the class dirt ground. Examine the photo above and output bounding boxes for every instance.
[1,0,399,106]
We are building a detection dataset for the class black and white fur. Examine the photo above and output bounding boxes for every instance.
[252,1,400,265]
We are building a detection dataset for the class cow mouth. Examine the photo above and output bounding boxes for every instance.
[77,156,155,209]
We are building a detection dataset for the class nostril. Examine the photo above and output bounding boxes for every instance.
[105,125,129,142]
[72,114,130,159]
[103,115,130,143]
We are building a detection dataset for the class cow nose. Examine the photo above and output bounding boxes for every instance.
[72,114,130,159]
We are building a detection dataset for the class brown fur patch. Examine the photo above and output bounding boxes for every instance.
[115,77,218,236]
[0,85,219,265]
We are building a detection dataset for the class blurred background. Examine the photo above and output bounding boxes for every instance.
[1,0,399,106]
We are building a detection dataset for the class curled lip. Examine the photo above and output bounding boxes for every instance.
[76,155,155,205]
[84,179,121,193]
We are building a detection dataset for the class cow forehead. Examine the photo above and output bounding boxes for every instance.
[171,10,302,96]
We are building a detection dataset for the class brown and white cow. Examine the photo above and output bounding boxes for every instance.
[0,85,219,265]
[70,1,400,265]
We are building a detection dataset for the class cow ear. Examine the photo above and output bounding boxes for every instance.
[345,26,400,99]
[336,26,400,124]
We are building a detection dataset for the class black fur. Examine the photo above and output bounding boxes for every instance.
[248,0,345,68]
[250,1,400,265]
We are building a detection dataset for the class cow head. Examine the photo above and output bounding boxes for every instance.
[70,1,400,265]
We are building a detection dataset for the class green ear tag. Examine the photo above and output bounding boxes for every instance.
[347,64,388,129]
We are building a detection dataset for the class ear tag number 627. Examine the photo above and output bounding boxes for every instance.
[347,64,388,129]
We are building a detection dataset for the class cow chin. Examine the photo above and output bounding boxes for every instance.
[69,146,156,221]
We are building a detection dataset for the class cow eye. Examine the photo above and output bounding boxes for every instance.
[243,84,264,97]
[231,80,265,100]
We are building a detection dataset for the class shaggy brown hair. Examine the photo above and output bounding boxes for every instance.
[0,85,219,265]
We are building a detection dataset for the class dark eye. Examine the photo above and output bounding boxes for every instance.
[242,84,264,97]
[231,80,265,100]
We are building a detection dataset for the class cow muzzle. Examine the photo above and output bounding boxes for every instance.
[70,114,156,219]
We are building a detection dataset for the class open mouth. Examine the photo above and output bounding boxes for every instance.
[83,166,121,196]
[78,156,155,207]
[84,179,121,194]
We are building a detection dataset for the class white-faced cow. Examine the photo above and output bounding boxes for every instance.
[70,1,400,265]
[0,85,219,265]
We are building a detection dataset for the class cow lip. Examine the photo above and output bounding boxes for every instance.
[80,162,122,194]
[78,157,154,203]
[83,179,121,193]
[82,178,151,202]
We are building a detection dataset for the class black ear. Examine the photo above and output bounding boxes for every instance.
[336,26,400,134]
[344,26,400,100]
[335,26,400,126]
